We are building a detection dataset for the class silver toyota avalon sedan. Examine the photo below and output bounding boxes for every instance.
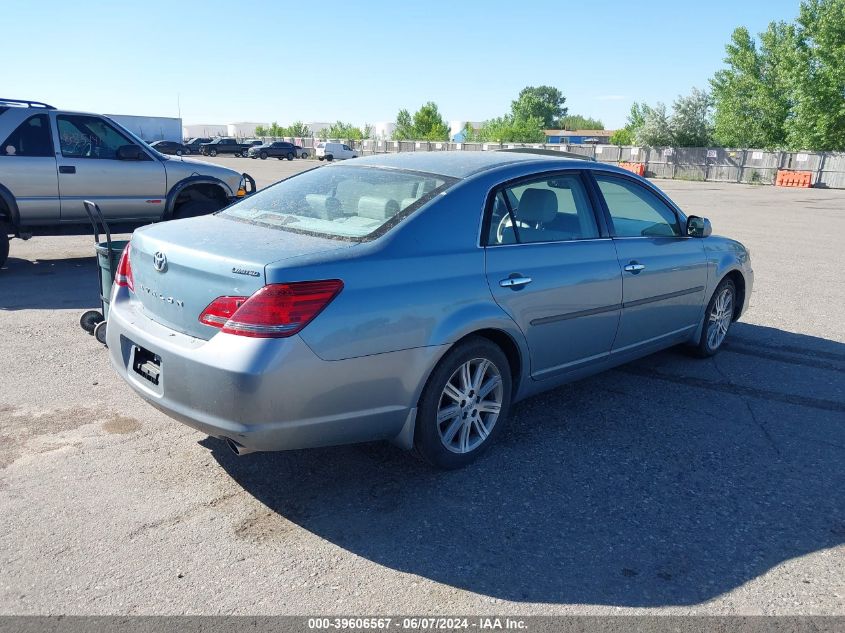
[107,151,753,469]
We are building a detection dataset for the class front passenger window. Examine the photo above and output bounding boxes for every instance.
[595,175,680,237]
[57,115,140,160]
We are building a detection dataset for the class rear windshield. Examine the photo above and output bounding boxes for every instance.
[222,165,455,240]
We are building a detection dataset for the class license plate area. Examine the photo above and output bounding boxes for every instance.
[132,345,161,386]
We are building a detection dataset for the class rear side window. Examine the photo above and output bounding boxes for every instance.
[2,114,54,157]
[486,173,599,245]
[595,175,680,237]
[223,165,454,240]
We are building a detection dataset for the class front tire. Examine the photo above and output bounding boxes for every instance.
[259,151,267,160]
[286,152,294,161]
[209,149,218,157]
[692,277,736,357]
[414,337,512,469]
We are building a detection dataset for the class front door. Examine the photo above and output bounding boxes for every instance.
[484,172,622,379]
[0,113,59,224]
[52,113,166,222]
[592,173,708,353]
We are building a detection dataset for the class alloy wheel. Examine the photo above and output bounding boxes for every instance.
[707,286,734,350]
[437,358,503,454]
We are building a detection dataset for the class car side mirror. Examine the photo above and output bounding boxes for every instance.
[687,215,712,238]
[117,144,143,160]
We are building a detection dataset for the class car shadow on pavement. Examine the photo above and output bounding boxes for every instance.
[0,256,100,310]
[204,322,845,606]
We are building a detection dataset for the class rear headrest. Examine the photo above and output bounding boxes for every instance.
[518,188,557,224]
[357,196,399,220]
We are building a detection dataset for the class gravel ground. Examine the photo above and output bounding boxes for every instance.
[0,158,843,615]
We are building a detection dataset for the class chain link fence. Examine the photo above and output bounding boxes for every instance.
[251,137,845,189]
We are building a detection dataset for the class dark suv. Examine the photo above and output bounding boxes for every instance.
[247,141,298,160]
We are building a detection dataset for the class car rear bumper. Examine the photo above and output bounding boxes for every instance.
[106,287,446,453]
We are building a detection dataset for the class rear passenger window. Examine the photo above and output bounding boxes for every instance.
[595,175,681,237]
[2,114,54,157]
[487,173,599,245]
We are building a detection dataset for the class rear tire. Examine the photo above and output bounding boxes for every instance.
[326,154,333,162]
[301,152,308,159]
[318,156,324,161]
[691,277,736,357]
[0,232,8,269]
[414,337,512,469]
[176,149,183,156]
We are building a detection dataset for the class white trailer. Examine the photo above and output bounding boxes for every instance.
[106,114,183,142]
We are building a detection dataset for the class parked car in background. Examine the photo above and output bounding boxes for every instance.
[248,141,298,160]
[295,144,309,159]
[106,150,752,469]
[200,137,252,157]
[0,98,254,268]
[315,141,358,161]
[150,140,189,156]
[242,139,263,150]
[183,137,212,154]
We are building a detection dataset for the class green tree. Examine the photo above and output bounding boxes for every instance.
[559,114,604,130]
[670,88,715,147]
[473,115,545,143]
[786,0,845,150]
[319,121,366,140]
[610,103,652,145]
[393,109,414,140]
[609,128,634,145]
[411,102,450,141]
[361,123,374,139]
[254,124,268,137]
[392,103,449,141]
[710,24,794,148]
[287,121,311,137]
[635,103,673,146]
[511,86,567,128]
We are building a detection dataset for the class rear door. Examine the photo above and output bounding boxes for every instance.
[52,113,167,222]
[484,171,622,380]
[592,173,708,353]
[0,112,59,224]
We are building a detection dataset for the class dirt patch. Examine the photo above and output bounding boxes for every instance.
[102,414,142,435]
[234,507,299,544]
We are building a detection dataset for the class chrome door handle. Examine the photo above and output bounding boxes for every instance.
[499,276,532,288]
[624,262,646,273]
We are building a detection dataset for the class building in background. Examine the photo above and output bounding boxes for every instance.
[306,122,331,138]
[544,129,615,144]
[107,114,182,142]
[373,121,396,140]
[227,122,268,138]
[182,123,228,139]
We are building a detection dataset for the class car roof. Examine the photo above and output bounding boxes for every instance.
[350,150,590,179]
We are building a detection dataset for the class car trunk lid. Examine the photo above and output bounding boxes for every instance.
[130,214,354,339]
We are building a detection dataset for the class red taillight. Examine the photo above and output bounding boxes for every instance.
[115,244,134,291]
[198,280,343,338]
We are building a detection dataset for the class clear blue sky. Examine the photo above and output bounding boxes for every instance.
[1,0,801,129]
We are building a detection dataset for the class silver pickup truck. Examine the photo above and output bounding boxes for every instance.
[0,98,255,268]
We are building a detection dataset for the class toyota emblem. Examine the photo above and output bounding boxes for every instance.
[152,251,167,273]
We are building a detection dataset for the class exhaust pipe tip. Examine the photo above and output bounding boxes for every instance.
[225,437,254,456]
